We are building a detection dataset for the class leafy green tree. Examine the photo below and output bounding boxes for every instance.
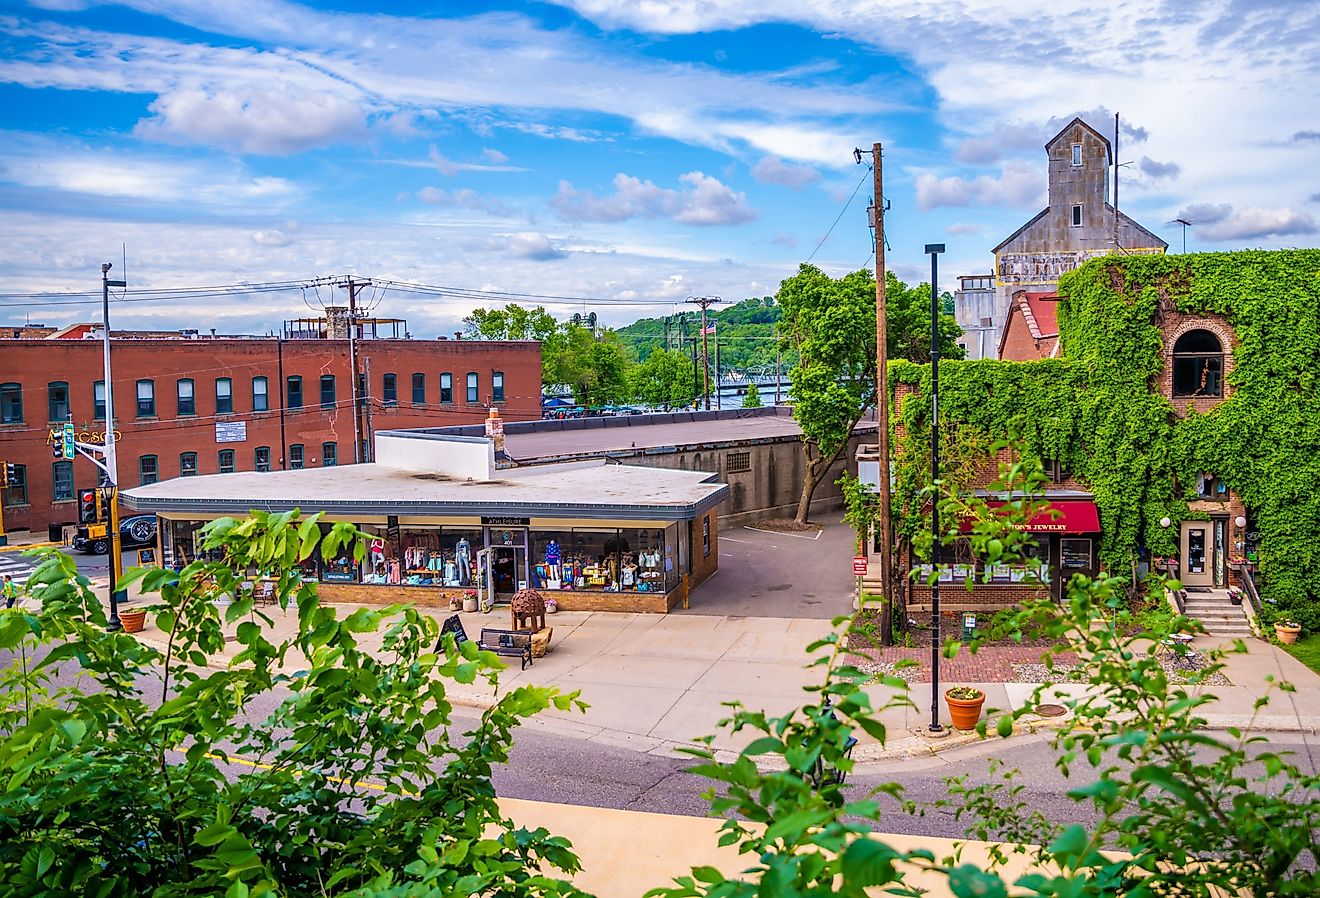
[886,272,965,363]
[742,383,763,408]
[0,513,587,897]
[777,265,878,524]
[543,324,634,407]
[630,348,697,409]
[462,303,559,343]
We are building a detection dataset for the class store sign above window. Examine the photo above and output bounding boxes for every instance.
[482,516,530,527]
[959,500,1101,535]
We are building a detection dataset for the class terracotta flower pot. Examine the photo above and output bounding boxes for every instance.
[462,598,478,613]
[119,609,148,634]
[944,688,986,730]
[1275,623,1301,645]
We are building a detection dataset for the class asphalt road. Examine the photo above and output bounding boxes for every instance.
[5,634,1315,844]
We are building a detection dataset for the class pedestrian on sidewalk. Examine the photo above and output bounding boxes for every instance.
[2,574,18,609]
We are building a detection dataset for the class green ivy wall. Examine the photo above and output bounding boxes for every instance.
[890,249,1320,627]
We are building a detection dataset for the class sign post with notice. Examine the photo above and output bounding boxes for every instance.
[853,555,868,614]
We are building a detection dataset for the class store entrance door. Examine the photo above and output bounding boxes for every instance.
[1180,521,1213,588]
[491,546,521,596]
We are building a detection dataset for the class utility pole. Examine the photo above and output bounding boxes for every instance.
[774,346,782,405]
[336,276,365,464]
[685,296,722,410]
[277,333,287,469]
[870,143,896,646]
[101,262,126,632]
[689,320,699,409]
[714,327,721,411]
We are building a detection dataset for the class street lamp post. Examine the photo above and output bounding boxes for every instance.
[925,243,945,733]
[101,263,126,631]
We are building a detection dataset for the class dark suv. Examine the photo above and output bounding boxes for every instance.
[72,514,158,554]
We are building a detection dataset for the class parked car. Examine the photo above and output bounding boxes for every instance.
[72,514,158,554]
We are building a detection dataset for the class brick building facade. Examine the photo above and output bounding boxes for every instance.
[0,333,542,535]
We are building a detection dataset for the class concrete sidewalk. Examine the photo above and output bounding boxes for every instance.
[110,597,1319,768]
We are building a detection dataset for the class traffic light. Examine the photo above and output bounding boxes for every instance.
[79,489,101,524]
[3,463,19,488]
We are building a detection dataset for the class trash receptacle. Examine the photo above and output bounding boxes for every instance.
[48,523,63,543]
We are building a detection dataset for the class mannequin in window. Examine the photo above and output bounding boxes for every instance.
[456,537,471,585]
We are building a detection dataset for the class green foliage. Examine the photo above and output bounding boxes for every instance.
[657,453,1319,898]
[463,303,559,343]
[0,512,588,897]
[741,383,762,408]
[884,273,966,363]
[629,348,697,409]
[615,298,789,375]
[776,265,879,522]
[543,325,634,407]
[889,249,1320,628]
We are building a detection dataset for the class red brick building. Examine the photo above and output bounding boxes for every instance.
[997,290,1061,360]
[0,326,541,535]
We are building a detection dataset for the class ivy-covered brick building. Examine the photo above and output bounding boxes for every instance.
[867,249,1320,629]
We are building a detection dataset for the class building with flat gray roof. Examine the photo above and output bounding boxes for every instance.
[415,406,877,526]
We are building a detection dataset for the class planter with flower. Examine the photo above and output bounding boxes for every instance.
[462,589,479,613]
[944,686,986,730]
[1227,585,1244,606]
[1274,619,1302,644]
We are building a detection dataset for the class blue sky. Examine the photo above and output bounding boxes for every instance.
[1,0,1317,335]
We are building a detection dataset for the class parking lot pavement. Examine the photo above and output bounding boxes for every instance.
[679,517,857,619]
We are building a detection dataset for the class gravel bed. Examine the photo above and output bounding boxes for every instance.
[1015,657,1231,687]
[854,658,922,683]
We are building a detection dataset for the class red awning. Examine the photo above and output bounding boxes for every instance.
[960,499,1101,534]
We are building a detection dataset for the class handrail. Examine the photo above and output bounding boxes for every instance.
[1163,560,1186,614]
[1236,562,1262,617]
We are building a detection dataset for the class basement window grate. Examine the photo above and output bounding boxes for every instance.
[726,451,751,474]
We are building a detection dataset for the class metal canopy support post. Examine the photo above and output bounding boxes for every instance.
[925,243,945,733]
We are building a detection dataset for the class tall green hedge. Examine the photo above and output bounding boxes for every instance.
[890,249,1320,627]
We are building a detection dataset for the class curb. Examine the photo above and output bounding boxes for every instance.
[0,541,61,554]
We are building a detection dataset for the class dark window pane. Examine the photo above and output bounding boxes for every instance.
[287,376,303,409]
[383,373,397,405]
[218,449,235,474]
[1,383,23,424]
[322,442,337,467]
[216,377,233,414]
[53,461,74,500]
[48,382,70,422]
[320,375,336,409]
[139,455,158,486]
[177,379,195,416]
[289,444,304,470]
[412,373,426,404]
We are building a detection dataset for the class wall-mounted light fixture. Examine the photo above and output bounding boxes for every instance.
[1159,516,1172,529]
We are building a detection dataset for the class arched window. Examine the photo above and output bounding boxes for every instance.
[1172,329,1223,397]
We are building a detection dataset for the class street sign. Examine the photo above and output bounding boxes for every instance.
[62,422,75,459]
[852,555,868,576]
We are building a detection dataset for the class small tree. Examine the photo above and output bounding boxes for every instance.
[742,383,763,408]
[0,512,588,897]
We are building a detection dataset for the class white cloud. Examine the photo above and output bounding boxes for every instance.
[1138,156,1180,180]
[482,147,509,164]
[0,6,881,165]
[507,232,568,261]
[417,186,512,216]
[134,84,365,154]
[0,134,298,206]
[946,222,984,236]
[770,232,799,248]
[551,171,758,226]
[1177,203,1317,241]
[426,145,526,175]
[251,229,292,247]
[751,155,820,189]
[914,161,1043,211]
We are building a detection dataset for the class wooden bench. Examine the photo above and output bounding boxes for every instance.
[478,627,533,670]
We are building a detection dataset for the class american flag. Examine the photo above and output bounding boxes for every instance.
[702,323,717,335]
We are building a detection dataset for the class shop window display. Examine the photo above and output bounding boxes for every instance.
[320,529,359,583]
[529,527,675,594]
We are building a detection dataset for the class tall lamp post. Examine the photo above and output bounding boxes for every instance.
[925,243,945,733]
[101,263,126,631]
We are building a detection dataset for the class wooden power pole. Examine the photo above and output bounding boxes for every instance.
[872,143,895,646]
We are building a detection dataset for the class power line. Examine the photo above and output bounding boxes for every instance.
[806,165,871,264]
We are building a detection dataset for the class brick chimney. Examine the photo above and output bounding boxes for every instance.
[485,407,505,456]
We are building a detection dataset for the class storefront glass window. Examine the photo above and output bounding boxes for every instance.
[320,527,359,583]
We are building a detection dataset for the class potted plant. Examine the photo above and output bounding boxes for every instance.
[1275,619,1301,644]
[448,595,462,612]
[544,596,558,614]
[944,686,986,730]
[119,607,148,634]
[462,590,478,613]
[1227,585,1244,606]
